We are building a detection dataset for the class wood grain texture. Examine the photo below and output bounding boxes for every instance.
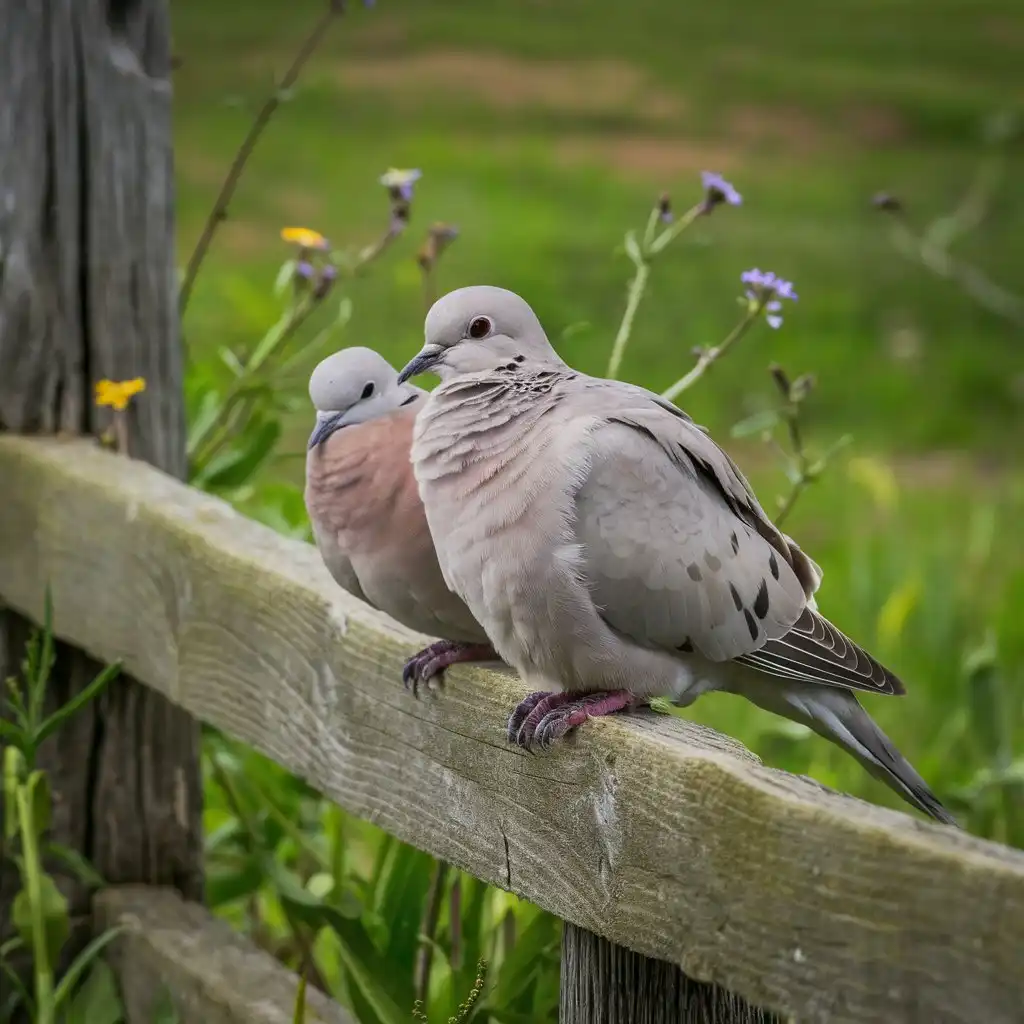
[561,924,779,1024]
[95,886,353,1023]
[0,0,200,974]
[2,436,1024,1024]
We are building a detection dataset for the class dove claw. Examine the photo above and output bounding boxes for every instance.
[402,640,496,697]
[508,690,634,750]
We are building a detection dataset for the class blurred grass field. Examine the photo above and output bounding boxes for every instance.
[174,0,1024,448]
[175,0,1023,819]
[174,2,1023,1015]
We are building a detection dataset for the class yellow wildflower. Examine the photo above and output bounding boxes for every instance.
[280,226,329,250]
[95,377,146,412]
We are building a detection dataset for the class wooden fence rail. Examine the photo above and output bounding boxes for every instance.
[2,434,1023,1023]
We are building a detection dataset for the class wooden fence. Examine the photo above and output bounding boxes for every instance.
[1,433,1022,1023]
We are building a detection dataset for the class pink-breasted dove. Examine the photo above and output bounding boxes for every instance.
[395,286,956,825]
[305,346,496,689]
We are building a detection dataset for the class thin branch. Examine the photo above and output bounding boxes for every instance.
[178,1,345,315]
[887,218,1024,327]
[606,200,705,380]
[606,260,649,380]
[661,307,760,402]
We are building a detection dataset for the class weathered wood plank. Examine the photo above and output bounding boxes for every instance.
[2,435,1023,1024]
[95,886,353,1024]
[0,0,200,977]
[561,924,779,1024]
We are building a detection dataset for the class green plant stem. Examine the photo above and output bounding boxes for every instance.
[661,308,760,402]
[188,298,317,467]
[640,205,661,251]
[178,1,345,315]
[886,216,1024,326]
[647,201,705,256]
[606,260,648,380]
[774,474,808,527]
[16,786,54,1024]
[774,399,810,527]
[606,201,705,380]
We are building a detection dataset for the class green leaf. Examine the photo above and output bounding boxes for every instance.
[275,259,298,297]
[34,587,57,714]
[0,951,33,1019]
[219,274,283,333]
[270,861,362,934]
[249,311,295,371]
[330,915,411,1024]
[963,633,1008,765]
[218,347,247,378]
[35,661,120,748]
[623,230,643,266]
[488,912,559,1011]
[381,846,435,970]
[46,842,108,889]
[4,674,31,732]
[150,986,181,1024]
[186,388,223,457]
[200,420,282,492]
[335,295,353,328]
[206,857,266,908]
[55,933,126,1021]
[0,717,22,745]
[730,409,780,439]
[13,872,70,970]
[204,816,246,855]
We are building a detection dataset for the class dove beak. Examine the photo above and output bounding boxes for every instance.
[397,344,443,384]
[307,410,347,450]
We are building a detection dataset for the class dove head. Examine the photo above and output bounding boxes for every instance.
[307,346,424,450]
[397,285,564,383]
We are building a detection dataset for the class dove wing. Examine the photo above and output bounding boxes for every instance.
[571,385,902,694]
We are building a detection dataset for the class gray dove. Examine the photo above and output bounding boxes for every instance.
[396,286,956,825]
[305,347,496,688]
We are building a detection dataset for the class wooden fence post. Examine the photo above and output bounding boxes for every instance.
[0,0,202,972]
[561,925,778,1024]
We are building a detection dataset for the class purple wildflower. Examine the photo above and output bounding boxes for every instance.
[741,269,798,329]
[295,260,315,280]
[380,167,423,202]
[701,171,742,209]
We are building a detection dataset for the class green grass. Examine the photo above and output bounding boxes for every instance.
[172,2,1024,1018]
[174,0,1024,452]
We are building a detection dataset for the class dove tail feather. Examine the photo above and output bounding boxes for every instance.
[738,678,958,826]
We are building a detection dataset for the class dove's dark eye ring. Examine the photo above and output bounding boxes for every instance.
[468,316,493,340]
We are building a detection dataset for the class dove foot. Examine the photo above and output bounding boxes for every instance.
[402,640,496,697]
[508,689,633,750]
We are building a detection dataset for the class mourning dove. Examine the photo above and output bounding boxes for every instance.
[305,347,496,689]
[397,286,956,825]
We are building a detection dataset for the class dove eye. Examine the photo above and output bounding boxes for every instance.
[468,316,493,340]
[360,382,375,400]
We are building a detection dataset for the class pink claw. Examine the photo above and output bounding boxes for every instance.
[507,689,634,750]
